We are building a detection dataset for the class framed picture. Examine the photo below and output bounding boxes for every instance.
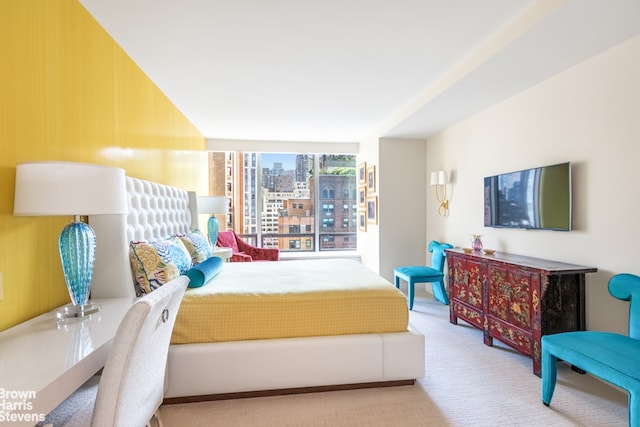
[358,186,367,207]
[358,162,367,185]
[367,165,376,193]
[366,196,378,224]
[358,211,367,232]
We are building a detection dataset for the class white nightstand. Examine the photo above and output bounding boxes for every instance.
[0,298,133,425]
[212,246,232,262]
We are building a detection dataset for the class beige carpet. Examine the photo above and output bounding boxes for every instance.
[42,294,629,426]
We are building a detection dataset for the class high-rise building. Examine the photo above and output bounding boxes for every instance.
[278,198,314,250]
[206,152,233,230]
[295,154,310,183]
[312,173,357,250]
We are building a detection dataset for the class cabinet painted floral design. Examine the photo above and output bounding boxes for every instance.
[446,248,595,376]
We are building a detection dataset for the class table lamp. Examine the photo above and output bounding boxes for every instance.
[197,196,228,247]
[14,161,128,319]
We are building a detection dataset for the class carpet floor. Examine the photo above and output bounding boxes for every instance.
[41,294,629,426]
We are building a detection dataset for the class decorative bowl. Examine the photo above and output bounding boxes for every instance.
[462,247,473,253]
[483,249,496,255]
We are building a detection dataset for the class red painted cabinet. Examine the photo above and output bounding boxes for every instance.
[446,249,597,376]
[449,256,485,330]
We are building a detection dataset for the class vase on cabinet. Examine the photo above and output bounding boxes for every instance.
[471,234,483,251]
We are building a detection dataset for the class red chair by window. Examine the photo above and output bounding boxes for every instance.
[216,230,280,262]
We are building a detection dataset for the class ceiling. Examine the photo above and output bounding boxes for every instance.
[78,0,640,143]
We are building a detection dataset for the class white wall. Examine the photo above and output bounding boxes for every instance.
[378,138,427,282]
[357,136,381,274]
[426,34,640,334]
[357,135,429,284]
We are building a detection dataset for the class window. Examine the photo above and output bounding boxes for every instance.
[209,152,357,252]
[289,240,301,249]
[321,188,335,199]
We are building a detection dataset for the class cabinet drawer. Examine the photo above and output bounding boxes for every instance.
[487,317,533,355]
[451,301,483,330]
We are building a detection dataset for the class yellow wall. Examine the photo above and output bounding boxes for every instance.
[0,0,207,330]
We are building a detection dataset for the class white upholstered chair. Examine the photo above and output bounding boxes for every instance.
[91,275,189,427]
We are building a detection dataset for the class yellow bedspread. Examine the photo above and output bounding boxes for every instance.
[171,259,409,344]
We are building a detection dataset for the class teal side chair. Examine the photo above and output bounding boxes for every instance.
[394,241,453,308]
[541,273,640,426]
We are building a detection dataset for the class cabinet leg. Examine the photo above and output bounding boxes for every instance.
[449,310,458,325]
[533,357,541,377]
[483,333,493,346]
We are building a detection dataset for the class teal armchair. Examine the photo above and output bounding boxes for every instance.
[394,240,453,308]
[542,273,640,426]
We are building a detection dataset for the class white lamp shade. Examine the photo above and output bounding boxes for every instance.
[14,161,128,216]
[198,196,228,214]
[430,170,448,186]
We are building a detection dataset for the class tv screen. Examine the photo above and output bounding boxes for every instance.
[484,162,571,231]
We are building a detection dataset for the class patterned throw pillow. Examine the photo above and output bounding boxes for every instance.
[177,230,212,265]
[129,236,193,295]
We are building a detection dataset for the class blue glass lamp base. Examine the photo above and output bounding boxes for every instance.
[207,215,220,247]
[58,220,99,318]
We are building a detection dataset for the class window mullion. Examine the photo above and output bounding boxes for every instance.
[256,153,262,246]
[313,154,320,252]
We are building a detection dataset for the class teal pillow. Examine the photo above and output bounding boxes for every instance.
[186,256,223,288]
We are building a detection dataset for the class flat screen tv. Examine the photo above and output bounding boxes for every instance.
[484,162,571,231]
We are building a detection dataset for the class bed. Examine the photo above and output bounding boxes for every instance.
[89,176,425,401]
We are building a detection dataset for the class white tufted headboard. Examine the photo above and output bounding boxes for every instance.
[90,176,199,299]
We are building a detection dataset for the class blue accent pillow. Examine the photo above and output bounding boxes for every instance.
[186,256,223,288]
[178,230,213,264]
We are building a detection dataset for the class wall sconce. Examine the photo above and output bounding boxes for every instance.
[430,170,449,217]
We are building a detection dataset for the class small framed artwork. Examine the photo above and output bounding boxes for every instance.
[358,186,367,207]
[358,211,367,232]
[366,196,378,224]
[367,165,376,193]
[358,162,367,185]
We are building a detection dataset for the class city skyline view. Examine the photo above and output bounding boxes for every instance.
[261,153,296,170]
[209,151,357,252]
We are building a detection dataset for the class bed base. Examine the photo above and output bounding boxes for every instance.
[164,327,424,399]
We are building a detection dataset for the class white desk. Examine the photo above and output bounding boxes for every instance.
[0,298,133,425]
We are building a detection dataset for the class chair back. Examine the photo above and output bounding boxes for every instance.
[608,273,640,339]
[428,240,454,272]
[92,275,189,427]
[216,230,239,252]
